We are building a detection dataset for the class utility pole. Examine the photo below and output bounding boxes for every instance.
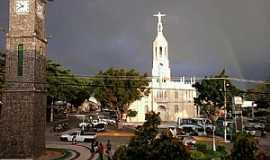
[50,98,54,122]
[213,125,216,151]
[224,79,228,143]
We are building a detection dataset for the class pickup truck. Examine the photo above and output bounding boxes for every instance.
[60,131,96,142]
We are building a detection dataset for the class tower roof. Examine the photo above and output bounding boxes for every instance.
[153,12,167,45]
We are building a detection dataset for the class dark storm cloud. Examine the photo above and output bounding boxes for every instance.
[0,0,269,80]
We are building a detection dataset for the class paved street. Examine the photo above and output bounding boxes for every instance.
[45,125,133,160]
[46,142,91,160]
[45,124,270,159]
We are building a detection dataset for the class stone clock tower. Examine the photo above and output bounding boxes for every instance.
[0,0,47,158]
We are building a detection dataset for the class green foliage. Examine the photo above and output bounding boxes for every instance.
[113,112,190,160]
[231,133,258,160]
[91,68,150,114]
[47,59,91,106]
[194,143,209,153]
[190,150,207,160]
[192,144,228,160]
[193,69,240,118]
[245,80,270,108]
[127,109,137,117]
[113,145,128,160]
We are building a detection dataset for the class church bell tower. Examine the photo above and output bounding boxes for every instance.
[0,0,47,158]
[152,12,171,83]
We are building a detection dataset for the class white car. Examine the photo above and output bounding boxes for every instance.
[60,131,96,142]
[79,122,91,128]
[179,124,206,136]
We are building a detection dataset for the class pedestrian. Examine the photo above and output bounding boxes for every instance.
[106,139,112,160]
[72,135,76,145]
[98,142,104,160]
[261,128,266,137]
[94,140,99,153]
[91,140,95,153]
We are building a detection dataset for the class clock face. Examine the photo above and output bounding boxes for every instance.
[16,0,30,14]
[37,3,44,19]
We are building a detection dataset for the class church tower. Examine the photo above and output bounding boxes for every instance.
[152,12,171,83]
[0,0,47,158]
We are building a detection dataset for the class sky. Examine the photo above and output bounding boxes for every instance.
[0,0,270,80]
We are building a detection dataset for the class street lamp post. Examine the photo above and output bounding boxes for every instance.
[224,79,230,143]
[50,97,54,122]
[210,114,219,151]
[224,79,227,142]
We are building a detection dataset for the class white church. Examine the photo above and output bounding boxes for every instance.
[128,12,197,122]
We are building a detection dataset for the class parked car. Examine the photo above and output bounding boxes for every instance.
[245,126,256,136]
[179,124,206,136]
[79,119,107,132]
[246,119,265,130]
[177,117,213,135]
[60,130,96,142]
[215,120,234,140]
[53,122,69,132]
[98,114,117,125]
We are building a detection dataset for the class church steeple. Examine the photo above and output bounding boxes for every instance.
[154,12,165,34]
[152,12,171,83]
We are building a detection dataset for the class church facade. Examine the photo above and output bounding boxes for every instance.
[128,12,197,122]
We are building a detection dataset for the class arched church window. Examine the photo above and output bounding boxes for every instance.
[159,47,162,56]
[17,44,24,76]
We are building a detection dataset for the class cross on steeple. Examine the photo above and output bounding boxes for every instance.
[154,12,166,33]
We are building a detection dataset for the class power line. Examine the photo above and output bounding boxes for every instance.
[43,75,270,85]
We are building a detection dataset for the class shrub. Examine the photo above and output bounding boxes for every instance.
[231,133,258,160]
[207,150,223,160]
[113,145,128,160]
[194,143,209,153]
[190,150,207,160]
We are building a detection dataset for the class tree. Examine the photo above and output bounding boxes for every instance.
[231,133,258,160]
[113,112,190,160]
[245,80,270,109]
[127,109,137,118]
[193,69,240,117]
[47,59,91,106]
[91,68,150,115]
[193,70,241,151]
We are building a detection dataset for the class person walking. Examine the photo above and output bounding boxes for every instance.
[106,139,112,160]
[98,142,104,160]
[72,135,76,145]
[91,140,95,153]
